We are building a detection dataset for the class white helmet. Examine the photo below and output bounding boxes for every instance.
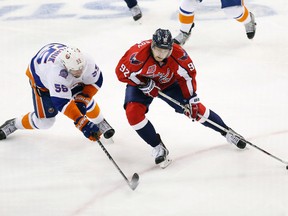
[59,46,86,72]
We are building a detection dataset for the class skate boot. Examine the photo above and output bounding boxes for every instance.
[0,118,17,140]
[152,134,171,168]
[225,128,246,149]
[96,119,115,139]
[173,23,195,45]
[244,12,256,39]
[130,4,142,21]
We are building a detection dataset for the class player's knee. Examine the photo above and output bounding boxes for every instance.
[125,102,147,126]
[197,103,210,123]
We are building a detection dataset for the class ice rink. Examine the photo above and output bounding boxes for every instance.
[0,0,288,215]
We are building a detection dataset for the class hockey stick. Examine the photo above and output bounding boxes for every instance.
[96,139,139,190]
[158,91,288,167]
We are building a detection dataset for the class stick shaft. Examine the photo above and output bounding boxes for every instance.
[97,140,139,189]
[158,91,288,165]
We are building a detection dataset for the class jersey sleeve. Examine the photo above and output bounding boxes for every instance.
[81,55,103,97]
[61,100,83,122]
[172,45,197,99]
[115,41,151,86]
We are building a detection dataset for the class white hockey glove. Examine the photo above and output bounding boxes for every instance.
[184,95,200,121]
[138,79,160,97]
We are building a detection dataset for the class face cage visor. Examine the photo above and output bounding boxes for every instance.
[68,65,84,78]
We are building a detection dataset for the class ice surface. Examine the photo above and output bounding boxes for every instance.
[0,0,287,215]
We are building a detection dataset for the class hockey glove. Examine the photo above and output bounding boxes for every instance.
[138,79,160,97]
[74,93,91,115]
[184,95,200,121]
[74,116,101,141]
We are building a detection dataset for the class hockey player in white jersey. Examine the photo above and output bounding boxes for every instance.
[0,43,115,141]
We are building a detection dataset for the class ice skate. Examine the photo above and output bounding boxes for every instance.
[96,119,115,139]
[130,5,142,21]
[152,135,171,168]
[173,23,195,45]
[0,118,17,140]
[245,12,256,39]
[225,128,246,149]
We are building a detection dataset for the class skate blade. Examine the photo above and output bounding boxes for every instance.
[159,157,172,169]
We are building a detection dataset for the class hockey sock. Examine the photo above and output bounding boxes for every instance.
[201,110,228,135]
[124,0,137,9]
[135,120,160,147]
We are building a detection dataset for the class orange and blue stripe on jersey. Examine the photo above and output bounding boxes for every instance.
[26,67,56,119]
[29,55,47,89]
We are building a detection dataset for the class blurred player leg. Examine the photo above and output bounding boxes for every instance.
[124,0,142,21]
[221,0,256,39]
[174,0,199,45]
[0,82,58,140]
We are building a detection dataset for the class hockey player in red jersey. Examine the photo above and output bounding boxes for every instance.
[115,28,246,168]
[0,43,115,141]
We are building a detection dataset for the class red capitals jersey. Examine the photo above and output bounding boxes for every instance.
[115,39,197,99]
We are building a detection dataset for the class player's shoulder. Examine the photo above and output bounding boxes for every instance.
[117,39,151,69]
[82,53,96,69]
[129,39,151,51]
[128,39,151,60]
[38,43,66,55]
[171,43,191,61]
[171,43,186,55]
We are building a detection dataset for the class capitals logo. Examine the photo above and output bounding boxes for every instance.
[146,64,173,84]
[158,68,173,83]
[178,49,189,61]
[129,53,143,65]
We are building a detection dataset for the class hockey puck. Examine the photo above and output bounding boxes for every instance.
[286,165,288,170]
